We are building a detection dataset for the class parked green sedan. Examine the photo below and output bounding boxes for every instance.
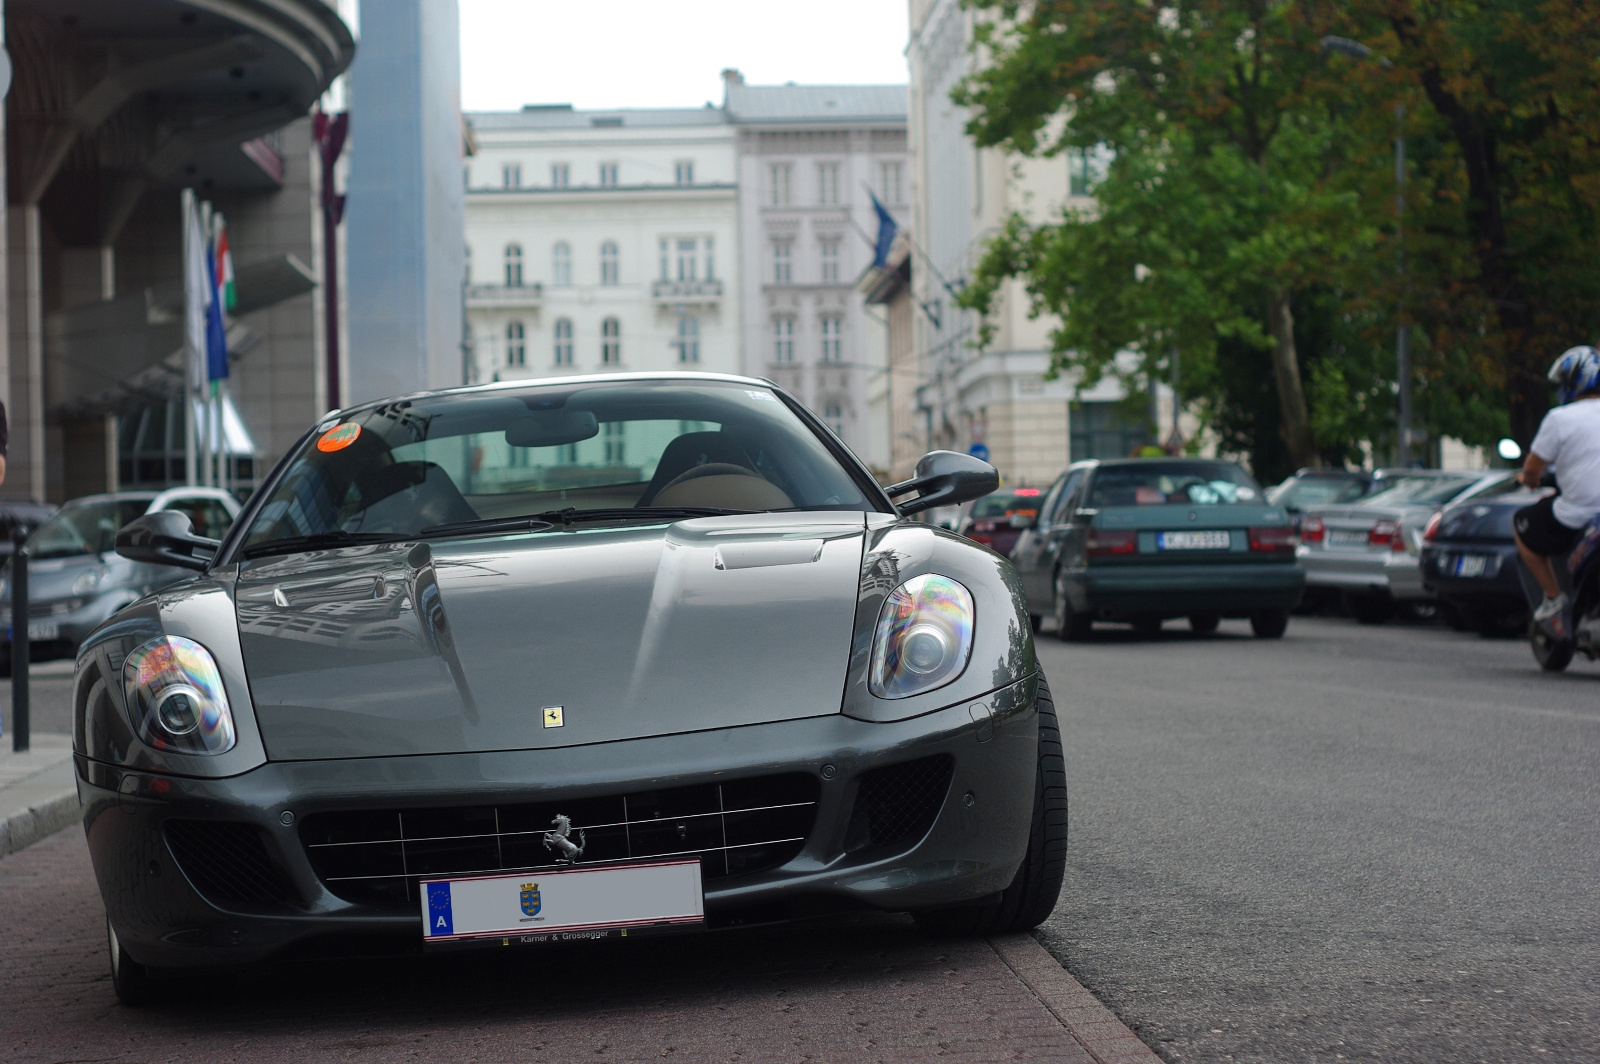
[1011,458,1305,639]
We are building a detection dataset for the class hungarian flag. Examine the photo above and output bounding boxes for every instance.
[215,214,236,312]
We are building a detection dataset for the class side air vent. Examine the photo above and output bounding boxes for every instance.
[843,755,954,854]
[164,820,293,905]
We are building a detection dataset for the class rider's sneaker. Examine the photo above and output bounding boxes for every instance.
[1535,592,1570,640]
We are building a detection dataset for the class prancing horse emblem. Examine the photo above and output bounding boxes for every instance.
[520,882,541,916]
[542,814,585,864]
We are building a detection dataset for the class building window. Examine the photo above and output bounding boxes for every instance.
[601,317,621,365]
[771,163,792,206]
[676,239,698,282]
[773,240,792,284]
[880,161,903,204]
[599,241,619,285]
[773,317,794,363]
[675,160,694,185]
[819,238,840,283]
[552,241,572,287]
[603,422,626,464]
[506,321,526,366]
[553,318,574,365]
[551,163,570,188]
[659,239,670,282]
[1070,400,1152,460]
[821,315,842,362]
[675,316,700,364]
[599,162,618,187]
[502,163,521,189]
[817,162,839,205]
[463,244,472,284]
[504,243,523,287]
[1068,146,1109,197]
[704,238,715,281]
[824,401,845,436]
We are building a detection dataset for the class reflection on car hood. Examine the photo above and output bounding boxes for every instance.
[235,512,868,760]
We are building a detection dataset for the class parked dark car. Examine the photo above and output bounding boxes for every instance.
[1420,485,1544,634]
[955,487,1044,557]
[1011,458,1304,639]
[0,497,55,556]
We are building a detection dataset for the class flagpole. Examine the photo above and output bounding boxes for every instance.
[181,189,198,487]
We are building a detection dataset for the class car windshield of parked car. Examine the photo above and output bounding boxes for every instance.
[239,381,874,554]
[1361,475,1482,508]
[1088,462,1261,507]
[28,499,149,559]
[1271,475,1369,509]
[970,489,1042,519]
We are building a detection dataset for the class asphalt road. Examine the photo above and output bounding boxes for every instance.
[1035,614,1600,1063]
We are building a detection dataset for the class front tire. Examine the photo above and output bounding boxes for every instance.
[1530,619,1574,672]
[108,919,163,1006]
[1052,573,1091,642]
[1250,609,1290,639]
[914,673,1067,935]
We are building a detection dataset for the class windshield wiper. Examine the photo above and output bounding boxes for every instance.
[419,507,749,539]
[240,530,410,560]
[419,515,558,538]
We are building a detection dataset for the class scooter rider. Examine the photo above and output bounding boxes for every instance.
[1514,345,1600,637]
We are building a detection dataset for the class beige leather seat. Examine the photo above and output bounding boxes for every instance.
[651,464,794,510]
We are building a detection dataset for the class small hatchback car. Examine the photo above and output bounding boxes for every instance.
[1011,458,1304,638]
[76,373,1066,1003]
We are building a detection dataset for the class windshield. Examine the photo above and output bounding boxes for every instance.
[1271,475,1369,509]
[970,490,1042,519]
[1361,475,1481,508]
[1087,462,1262,507]
[239,381,873,555]
[29,499,149,560]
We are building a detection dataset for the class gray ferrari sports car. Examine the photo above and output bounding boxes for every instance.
[76,372,1064,1003]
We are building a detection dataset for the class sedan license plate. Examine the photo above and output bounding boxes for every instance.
[5,622,58,641]
[421,858,704,947]
[1157,530,1231,551]
[1453,553,1495,579]
[1327,530,1369,548]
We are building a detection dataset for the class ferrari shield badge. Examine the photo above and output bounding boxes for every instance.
[520,882,541,917]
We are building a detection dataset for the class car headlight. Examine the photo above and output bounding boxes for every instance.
[868,574,975,699]
[71,567,106,596]
[122,636,236,755]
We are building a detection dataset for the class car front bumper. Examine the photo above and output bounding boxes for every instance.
[1078,561,1304,618]
[79,675,1040,970]
[1297,546,1429,600]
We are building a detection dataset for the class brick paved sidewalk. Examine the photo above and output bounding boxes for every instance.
[0,829,1159,1064]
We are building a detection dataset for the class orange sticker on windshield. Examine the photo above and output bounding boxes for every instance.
[317,423,361,452]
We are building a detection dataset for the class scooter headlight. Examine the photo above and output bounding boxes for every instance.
[122,636,236,755]
[868,574,975,699]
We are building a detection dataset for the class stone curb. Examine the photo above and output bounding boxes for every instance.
[0,788,81,857]
[987,932,1163,1064]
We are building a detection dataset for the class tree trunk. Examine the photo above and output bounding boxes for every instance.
[1268,289,1318,469]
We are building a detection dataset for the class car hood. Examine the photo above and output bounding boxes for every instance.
[234,512,868,760]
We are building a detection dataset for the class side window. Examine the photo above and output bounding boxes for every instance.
[1045,471,1085,525]
[1059,471,1087,517]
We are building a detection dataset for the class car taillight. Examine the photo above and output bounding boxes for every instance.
[1423,512,1442,542]
[1302,516,1325,543]
[1249,526,1297,553]
[1086,528,1138,558]
[1369,520,1398,548]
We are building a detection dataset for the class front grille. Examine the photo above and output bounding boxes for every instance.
[300,773,820,907]
[843,755,954,854]
[164,820,294,905]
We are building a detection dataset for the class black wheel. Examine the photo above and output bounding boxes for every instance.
[1342,591,1393,625]
[914,673,1067,935]
[108,919,163,1006]
[1188,613,1220,635]
[1250,609,1290,639]
[1440,602,1472,632]
[1052,573,1091,642]
[1529,618,1574,672]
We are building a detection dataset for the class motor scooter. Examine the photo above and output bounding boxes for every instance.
[1519,515,1600,671]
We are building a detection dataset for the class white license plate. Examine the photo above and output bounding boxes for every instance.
[1327,530,1369,548]
[421,858,704,944]
[1453,554,1493,578]
[1157,530,1231,550]
[6,622,58,641]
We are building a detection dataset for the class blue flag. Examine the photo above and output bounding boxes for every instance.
[205,242,228,382]
[870,191,898,270]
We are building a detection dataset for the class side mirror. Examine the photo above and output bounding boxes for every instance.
[115,511,220,572]
[1008,512,1036,530]
[887,451,1000,516]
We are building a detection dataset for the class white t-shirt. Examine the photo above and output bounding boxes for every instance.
[1530,397,1600,528]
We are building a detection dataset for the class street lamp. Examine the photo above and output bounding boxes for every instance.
[1320,36,1417,467]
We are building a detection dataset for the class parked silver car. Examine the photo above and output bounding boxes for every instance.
[1,488,240,664]
[1297,470,1515,623]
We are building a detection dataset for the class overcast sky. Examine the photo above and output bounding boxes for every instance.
[458,0,912,113]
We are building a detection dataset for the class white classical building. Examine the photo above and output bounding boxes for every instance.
[464,106,740,384]
[907,0,1169,486]
[724,73,908,475]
